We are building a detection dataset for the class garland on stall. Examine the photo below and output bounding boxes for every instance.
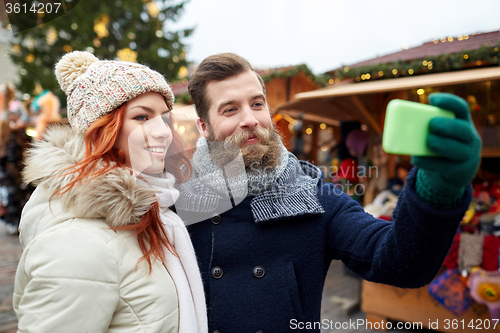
[260,64,329,87]
[333,43,500,82]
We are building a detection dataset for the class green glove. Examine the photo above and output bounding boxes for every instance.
[413,93,481,208]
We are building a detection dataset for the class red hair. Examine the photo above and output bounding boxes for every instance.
[56,104,193,271]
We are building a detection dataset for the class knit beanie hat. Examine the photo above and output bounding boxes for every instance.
[55,51,174,133]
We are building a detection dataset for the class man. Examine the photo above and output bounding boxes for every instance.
[175,53,480,332]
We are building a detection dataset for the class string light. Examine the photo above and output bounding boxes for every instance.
[392,69,398,75]
[408,69,414,75]
[11,45,20,54]
[147,2,160,18]
[447,36,454,42]
[26,54,34,63]
[320,123,327,130]
[464,54,469,59]
[46,27,58,46]
[117,48,138,62]
[94,15,109,39]
[178,66,188,79]
[417,89,425,95]
[306,128,313,135]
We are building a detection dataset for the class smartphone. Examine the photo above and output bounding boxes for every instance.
[382,99,456,156]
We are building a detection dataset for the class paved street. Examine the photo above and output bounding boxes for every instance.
[0,221,420,333]
[0,223,20,333]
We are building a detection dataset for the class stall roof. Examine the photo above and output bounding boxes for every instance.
[293,66,500,100]
[326,31,500,74]
[274,66,500,133]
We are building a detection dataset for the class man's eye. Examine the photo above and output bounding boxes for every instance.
[224,108,236,113]
[254,102,263,107]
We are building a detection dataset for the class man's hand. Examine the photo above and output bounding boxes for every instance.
[412,93,481,207]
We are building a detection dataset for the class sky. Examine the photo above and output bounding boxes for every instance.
[169,0,500,74]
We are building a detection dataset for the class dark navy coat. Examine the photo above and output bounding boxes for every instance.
[181,168,470,332]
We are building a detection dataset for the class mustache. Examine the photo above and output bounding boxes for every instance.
[224,127,271,146]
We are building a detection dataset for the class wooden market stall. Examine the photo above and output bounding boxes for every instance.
[277,65,500,202]
[274,33,500,331]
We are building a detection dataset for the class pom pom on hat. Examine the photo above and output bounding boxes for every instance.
[55,51,99,94]
[54,51,174,133]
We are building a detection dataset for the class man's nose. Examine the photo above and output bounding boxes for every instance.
[239,106,258,129]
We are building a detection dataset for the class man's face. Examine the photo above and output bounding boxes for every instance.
[195,70,273,143]
[195,70,282,170]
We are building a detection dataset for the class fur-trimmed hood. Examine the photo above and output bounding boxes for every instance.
[22,125,157,229]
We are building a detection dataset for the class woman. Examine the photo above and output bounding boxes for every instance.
[13,51,207,332]
[0,83,33,235]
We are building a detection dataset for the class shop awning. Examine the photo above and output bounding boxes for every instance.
[297,66,500,99]
[274,66,500,133]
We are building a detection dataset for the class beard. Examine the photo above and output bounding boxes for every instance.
[207,125,283,172]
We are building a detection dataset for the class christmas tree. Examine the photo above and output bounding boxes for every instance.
[6,0,192,103]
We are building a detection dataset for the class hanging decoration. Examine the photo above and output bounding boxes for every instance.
[332,43,500,82]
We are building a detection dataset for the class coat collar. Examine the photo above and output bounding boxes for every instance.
[177,152,325,224]
[22,125,157,228]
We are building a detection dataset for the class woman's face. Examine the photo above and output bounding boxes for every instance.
[115,92,173,174]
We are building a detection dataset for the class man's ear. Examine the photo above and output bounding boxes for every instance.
[195,117,209,138]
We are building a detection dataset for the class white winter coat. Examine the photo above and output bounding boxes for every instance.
[13,125,198,333]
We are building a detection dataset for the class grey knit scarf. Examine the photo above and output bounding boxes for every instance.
[176,137,325,224]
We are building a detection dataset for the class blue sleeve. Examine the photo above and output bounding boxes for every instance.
[326,167,471,288]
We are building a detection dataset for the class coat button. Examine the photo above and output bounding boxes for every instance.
[211,215,222,224]
[253,266,265,278]
[211,266,223,279]
[256,331,264,333]
[212,331,221,333]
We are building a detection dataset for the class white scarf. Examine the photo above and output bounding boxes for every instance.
[136,171,207,333]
